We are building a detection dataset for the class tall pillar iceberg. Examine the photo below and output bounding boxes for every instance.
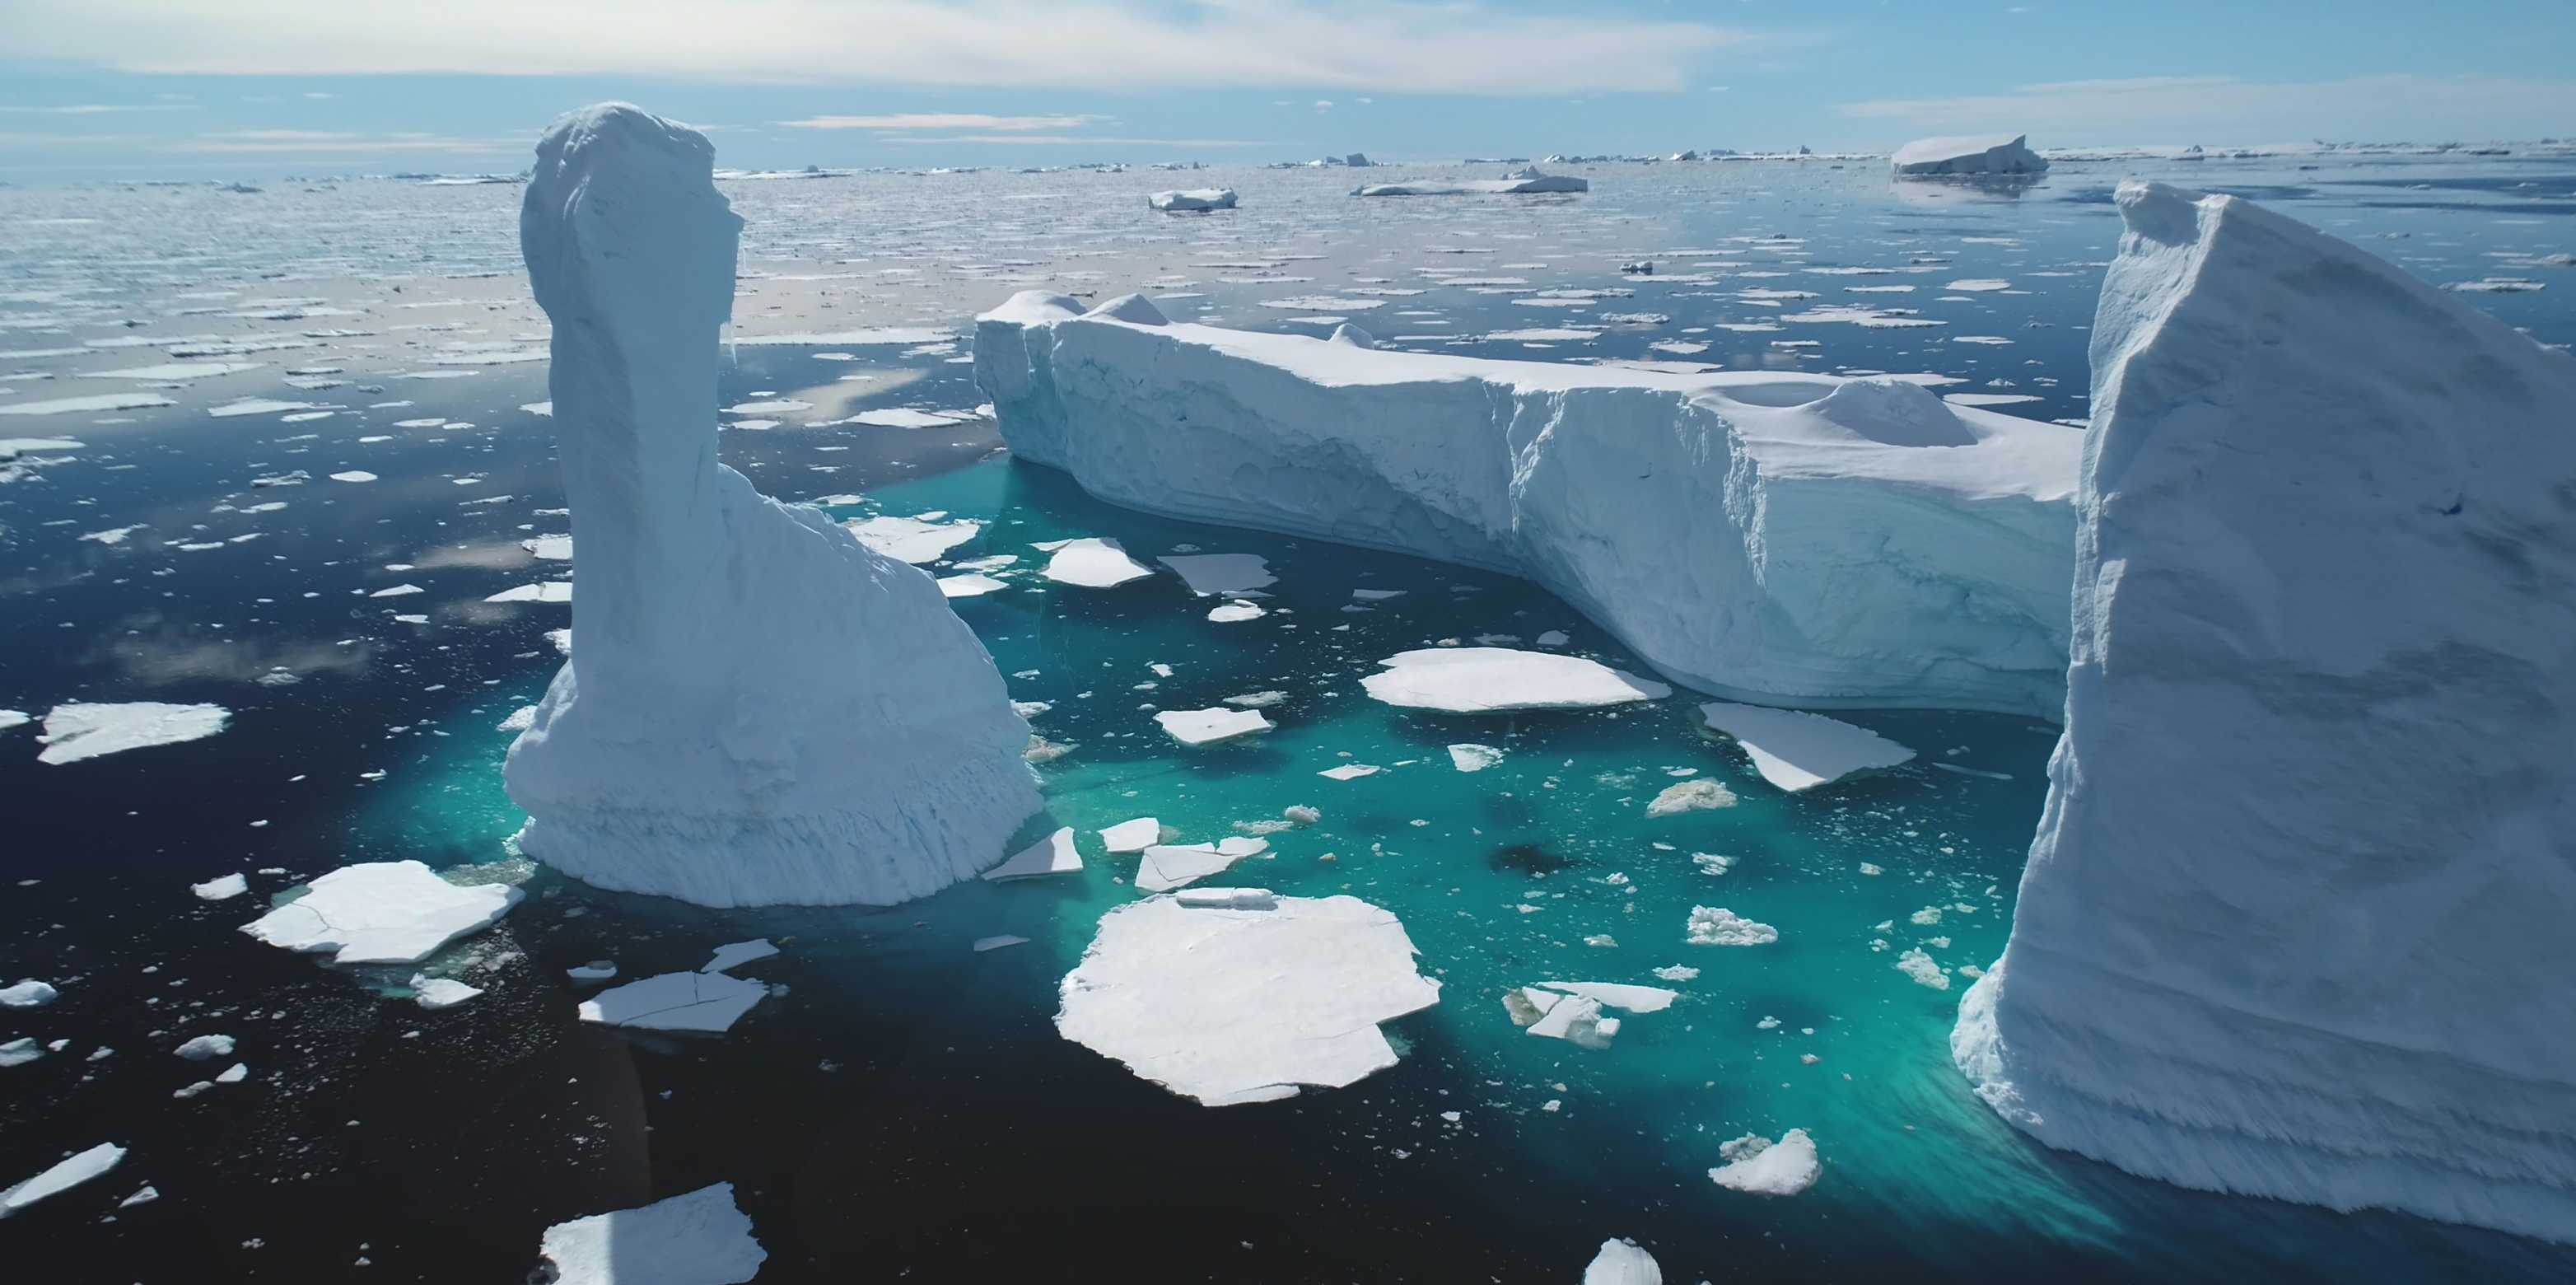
[1954,180,2576,1241]
[504,104,1040,908]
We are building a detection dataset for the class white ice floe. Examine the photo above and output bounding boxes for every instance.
[1135,837,1269,893]
[1158,553,1274,596]
[537,1182,766,1285]
[1206,600,1265,622]
[1645,778,1735,817]
[842,514,979,563]
[978,296,2076,717]
[1148,188,1238,213]
[1892,134,2048,177]
[578,970,768,1033]
[1042,536,1154,587]
[1099,816,1163,854]
[191,872,249,901]
[1707,1128,1819,1195]
[566,961,618,984]
[1584,1238,1663,1284]
[936,572,1009,598]
[1353,166,1589,196]
[1446,743,1504,772]
[0,1039,40,1068]
[1154,707,1272,745]
[1318,763,1380,781]
[0,393,175,417]
[483,582,572,604]
[1697,702,1914,792]
[1,980,59,1008]
[1362,648,1668,714]
[410,974,485,1009]
[503,105,1038,909]
[1684,906,1776,946]
[174,1034,234,1061]
[1056,893,1440,1105]
[1954,180,2576,1244]
[2,1142,125,1218]
[35,702,229,765]
[239,859,523,965]
[701,939,779,973]
[1895,947,1948,990]
[982,827,1083,881]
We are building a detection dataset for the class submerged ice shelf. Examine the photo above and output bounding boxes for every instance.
[502,104,1039,908]
[1958,181,2576,1241]
[975,291,2079,718]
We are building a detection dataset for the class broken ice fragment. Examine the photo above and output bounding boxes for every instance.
[239,860,522,965]
[1696,702,1914,792]
[1645,779,1735,817]
[1362,648,1667,713]
[1684,906,1778,946]
[410,974,485,1009]
[1135,838,1268,893]
[1099,817,1162,854]
[35,702,229,765]
[1707,1128,1820,1195]
[1042,537,1153,587]
[191,873,248,901]
[981,828,1082,881]
[536,1182,766,1285]
[2,1142,125,1218]
[1154,707,1272,745]
[578,970,768,1034]
[173,1034,235,1061]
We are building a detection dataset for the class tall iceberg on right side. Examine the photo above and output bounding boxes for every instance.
[1954,180,2576,1241]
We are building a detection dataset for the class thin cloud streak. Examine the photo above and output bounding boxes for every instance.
[1838,73,2576,139]
[781,113,1100,130]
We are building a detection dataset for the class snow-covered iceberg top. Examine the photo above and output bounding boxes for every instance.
[1056,893,1440,1105]
[1147,188,1236,212]
[976,291,2079,717]
[1352,165,1587,197]
[1956,181,2576,1242]
[1892,134,2048,177]
[504,103,1039,908]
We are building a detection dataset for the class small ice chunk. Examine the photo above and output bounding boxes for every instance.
[1697,702,1915,792]
[191,872,249,901]
[1362,648,1668,713]
[1147,189,1239,213]
[1584,1237,1664,1284]
[35,702,229,765]
[1651,965,1701,982]
[410,974,485,1009]
[0,1038,42,1068]
[1685,906,1778,946]
[982,827,1083,881]
[843,515,980,564]
[1707,1128,1821,1195]
[174,1034,235,1061]
[1446,743,1504,773]
[1536,981,1678,1013]
[0,980,60,1008]
[537,1182,766,1285]
[1318,764,1380,781]
[1155,707,1272,745]
[702,939,781,973]
[1895,947,1950,990]
[578,970,769,1034]
[2,1142,126,1217]
[239,860,523,965]
[566,961,618,984]
[1158,553,1274,596]
[1524,993,1617,1049]
[937,572,1009,598]
[1135,837,1269,893]
[1646,779,1736,817]
[1043,537,1154,587]
[973,934,1029,952]
[1206,600,1267,623]
[1099,817,1162,854]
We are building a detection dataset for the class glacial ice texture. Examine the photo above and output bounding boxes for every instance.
[1954,181,2576,1242]
[502,104,1038,908]
[975,293,2077,717]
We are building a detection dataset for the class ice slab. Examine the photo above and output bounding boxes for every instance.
[1148,189,1238,212]
[1446,743,1504,772]
[578,970,768,1033]
[1708,1128,1820,1195]
[1158,553,1274,596]
[1697,702,1914,792]
[191,872,249,901]
[977,297,2076,717]
[410,974,485,1009]
[1645,778,1735,816]
[174,1034,234,1061]
[1353,166,1588,196]
[35,702,229,765]
[1685,906,1777,946]
[503,105,1038,909]
[1892,134,2048,177]
[240,860,523,965]
[1154,707,1272,745]
[1056,894,1440,1105]
[1584,1238,1663,1284]
[537,1182,766,1285]
[844,514,979,564]
[1135,837,1269,893]
[701,939,778,973]
[982,827,1083,881]
[2,1142,125,1218]
[1100,817,1162,853]
[1043,536,1154,587]
[1954,180,2576,1243]
[1362,648,1668,713]
[1,980,59,1008]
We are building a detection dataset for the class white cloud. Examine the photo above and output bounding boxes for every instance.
[781,113,1097,130]
[12,0,1755,94]
[1839,74,2576,142]
[177,129,518,155]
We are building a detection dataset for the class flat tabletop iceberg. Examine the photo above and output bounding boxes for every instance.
[1892,134,2049,177]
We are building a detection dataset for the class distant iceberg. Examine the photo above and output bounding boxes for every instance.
[1147,188,1236,213]
[975,292,2079,717]
[1352,165,1588,197]
[1891,134,2048,177]
[1955,181,2576,1241]
[504,104,1039,908]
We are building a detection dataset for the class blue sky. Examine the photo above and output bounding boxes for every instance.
[2,0,2569,179]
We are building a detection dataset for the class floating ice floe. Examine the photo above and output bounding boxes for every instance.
[1645,778,1735,816]
[1135,837,1269,893]
[1042,536,1154,587]
[578,970,769,1034]
[410,974,484,1009]
[1684,906,1777,946]
[0,1038,41,1068]
[843,408,958,429]
[537,1182,766,1285]
[1,979,59,1008]
[1892,134,2048,177]
[1099,818,1162,854]
[843,514,980,564]
[1696,702,1914,792]
[1584,1238,1663,1284]
[936,572,1009,598]
[1446,743,1504,772]
[701,939,778,973]
[1953,180,2576,1244]
[2,1142,125,1218]
[0,393,175,417]
[1362,647,1668,713]
[973,934,1028,952]
[1318,763,1379,781]
[483,582,572,604]
[1154,707,1272,745]
[190,872,249,901]
[502,105,1037,910]
[982,827,1082,881]
[35,702,230,765]
[174,1034,234,1061]
[1206,600,1265,622]
[1056,893,1440,1105]
[1148,189,1238,213]
[240,860,523,965]
[1353,166,1588,196]
[1158,553,1274,596]
[977,294,2078,718]
[1708,1128,1819,1195]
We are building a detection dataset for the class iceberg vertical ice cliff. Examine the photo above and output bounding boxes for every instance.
[1954,180,2576,1241]
[976,294,2080,717]
[504,104,1039,908]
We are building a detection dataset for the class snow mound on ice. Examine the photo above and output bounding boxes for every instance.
[1956,180,2576,1243]
[502,104,1038,908]
[976,292,2078,717]
[1056,893,1440,1105]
